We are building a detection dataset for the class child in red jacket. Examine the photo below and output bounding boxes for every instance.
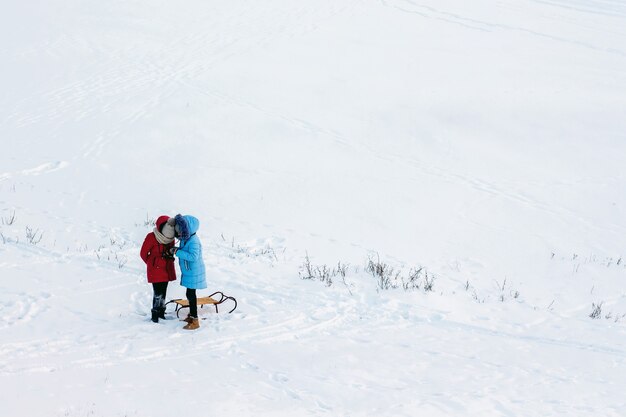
[140,215,177,323]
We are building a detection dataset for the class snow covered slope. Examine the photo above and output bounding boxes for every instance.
[1,0,626,415]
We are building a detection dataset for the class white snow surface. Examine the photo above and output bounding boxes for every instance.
[2,0,626,416]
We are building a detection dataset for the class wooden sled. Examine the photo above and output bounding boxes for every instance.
[165,291,237,318]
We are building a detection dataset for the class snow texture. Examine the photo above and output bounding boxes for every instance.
[1,0,626,416]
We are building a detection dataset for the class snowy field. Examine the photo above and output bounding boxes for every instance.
[2,0,626,415]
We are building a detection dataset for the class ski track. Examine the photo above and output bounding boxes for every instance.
[3,1,360,142]
[0,161,69,182]
[381,0,626,56]
[0,302,347,375]
[528,0,626,18]
[2,1,626,415]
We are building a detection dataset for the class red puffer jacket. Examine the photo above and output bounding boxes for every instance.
[140,216,177,283]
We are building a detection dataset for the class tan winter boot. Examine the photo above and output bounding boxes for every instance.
[182,315,193,324]
[183,318,199,330]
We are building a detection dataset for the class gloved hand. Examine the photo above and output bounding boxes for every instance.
[169,247,178,255]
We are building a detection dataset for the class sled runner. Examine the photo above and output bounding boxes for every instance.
[165,291,237,317]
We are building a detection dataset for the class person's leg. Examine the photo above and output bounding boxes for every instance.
[186,288,197,318]
[151,283,161,323]
[183,287,200,330]
[162,281,169,302]
[155,282,168,318]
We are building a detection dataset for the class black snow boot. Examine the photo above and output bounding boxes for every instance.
[151,308,159,323]
[157,307,166,320]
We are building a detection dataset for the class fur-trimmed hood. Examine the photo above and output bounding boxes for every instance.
[175,214,199,240]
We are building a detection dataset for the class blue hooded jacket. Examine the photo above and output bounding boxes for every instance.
[175,215,207,290]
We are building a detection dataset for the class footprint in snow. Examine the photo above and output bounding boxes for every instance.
[270,372,289,383]
[241,362,259,371]
[284,388,301,400]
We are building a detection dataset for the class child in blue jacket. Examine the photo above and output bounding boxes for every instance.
[170,214,207,330]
